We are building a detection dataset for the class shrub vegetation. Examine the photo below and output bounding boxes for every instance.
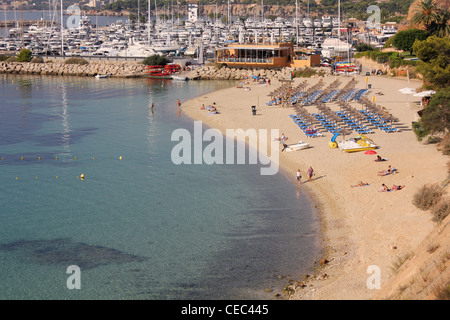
[16,49,32,62]
[142,54,169,66]
[431,198,450,224]
[413,183,444,211]
[64,57,89,65]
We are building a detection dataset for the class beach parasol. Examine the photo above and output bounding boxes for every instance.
[364,150,377,155]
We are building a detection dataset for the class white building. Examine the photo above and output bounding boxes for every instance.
[321,37,352,58]
[188,3,198,23]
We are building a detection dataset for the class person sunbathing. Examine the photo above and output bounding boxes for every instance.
[391,184,405,191]
[378,165,397,176]
[351,182,369,187]
[375,155,388,162]
[379,183,391,192]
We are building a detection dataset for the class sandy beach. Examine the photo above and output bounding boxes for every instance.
[181,69,448,299]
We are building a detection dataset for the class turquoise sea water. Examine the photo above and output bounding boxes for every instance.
[0,74,321,300]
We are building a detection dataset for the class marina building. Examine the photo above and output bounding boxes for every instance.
[216,43,321,69]
[216,43,294,68]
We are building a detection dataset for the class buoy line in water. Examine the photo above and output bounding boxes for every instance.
[1,155,124,162]
[4,155,125,181]
[14,174,87,181]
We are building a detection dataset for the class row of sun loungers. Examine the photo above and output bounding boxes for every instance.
[360,110,400,133]
[353,89,369,101]
[321,89,341,103]
[289,114,323,137]
[358,97,400,133]
[335,110,373,134]
[297,79,324,105]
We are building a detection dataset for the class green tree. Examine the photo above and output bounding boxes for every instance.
[411,0,439,32]
[392,29,428,55]
[16,49,32,62]
[356,43,375,52]
[413,36,450,89]
[428,8,450,37]
[417,87,450,137]
[142,54,169,66]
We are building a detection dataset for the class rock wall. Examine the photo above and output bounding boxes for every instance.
[0,60,147,77]
[0,60,331,80]
[191,65,330,80]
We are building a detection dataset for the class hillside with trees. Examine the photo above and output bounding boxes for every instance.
[102,0,416,23]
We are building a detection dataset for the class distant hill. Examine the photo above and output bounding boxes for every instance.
[100,0,417,23]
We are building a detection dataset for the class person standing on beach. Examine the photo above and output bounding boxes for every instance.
[308,166,314,182]
[296,169,302,183]
[177,99,181,108]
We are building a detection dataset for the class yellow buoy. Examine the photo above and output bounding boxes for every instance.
[55,156,58,160]
[16,177,18,180]
[36,177,38,179]
[119,156,123,160]
[21,157,23,160]
[74,156,77,160]
[80,173,85,180]
[56,176,59,179]
[38,157,41,160]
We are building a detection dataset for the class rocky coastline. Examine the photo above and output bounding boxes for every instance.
[0,60,148,78]
[0,60,332,80]
[190,65,331,80]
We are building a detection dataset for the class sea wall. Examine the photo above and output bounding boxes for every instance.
[0,60,148,78]
[191,65,331,80]
[0,60,332,80]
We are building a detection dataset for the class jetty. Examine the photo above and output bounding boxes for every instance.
[2,20,58,27]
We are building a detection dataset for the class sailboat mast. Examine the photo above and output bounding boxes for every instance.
[338,0,341,39]
[295,0,298,48]
[261,0,263,22]
[148,0,151,44]
[20,0,24,48]
[60,0,64,56]
[228,0,230,26]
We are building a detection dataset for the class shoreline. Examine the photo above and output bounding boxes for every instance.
[180,72,448,299]
[178,83,326,299]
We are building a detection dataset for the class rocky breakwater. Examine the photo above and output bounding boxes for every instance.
[0,60,148,78]
[191,65,331,80]
[192,65,298,80]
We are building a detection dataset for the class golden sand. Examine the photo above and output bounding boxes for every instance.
[181,71,448,299]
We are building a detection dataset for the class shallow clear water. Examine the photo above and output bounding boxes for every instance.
[0,74,321,300]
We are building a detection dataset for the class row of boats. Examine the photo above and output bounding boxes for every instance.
[0,10,398,59]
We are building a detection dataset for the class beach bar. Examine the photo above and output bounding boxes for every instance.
[216,43,294,68]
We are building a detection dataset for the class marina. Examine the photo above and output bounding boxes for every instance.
[0,3,399,64]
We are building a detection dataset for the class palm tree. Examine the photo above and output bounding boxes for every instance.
[430,8,450,37]
[411,0,439,32]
